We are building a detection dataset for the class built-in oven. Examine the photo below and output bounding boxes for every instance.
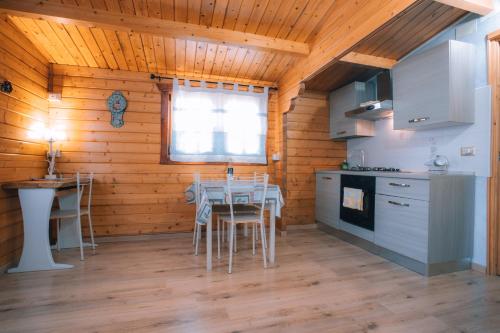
[339,174,376,231]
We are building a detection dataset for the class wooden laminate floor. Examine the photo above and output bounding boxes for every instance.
[1,229,500,333]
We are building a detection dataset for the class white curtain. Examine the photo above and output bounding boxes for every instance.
[170,79,269,164]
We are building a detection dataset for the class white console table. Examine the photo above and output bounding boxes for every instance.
[3,179,88,273]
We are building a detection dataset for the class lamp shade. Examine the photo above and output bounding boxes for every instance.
[28,123,66,142]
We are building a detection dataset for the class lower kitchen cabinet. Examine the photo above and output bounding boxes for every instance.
[375,194,429,263]
[315,171,475,276]
[315,173,340,228]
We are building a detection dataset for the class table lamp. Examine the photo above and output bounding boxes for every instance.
[28,123,66,180]
[44,129,66,180]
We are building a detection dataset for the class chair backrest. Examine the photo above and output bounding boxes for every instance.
[193,172,227,206]
[85,172,94,211]
[226,173,269,222]
[195,190,211,225]
[75,172,94,213]
[193,172,201,208]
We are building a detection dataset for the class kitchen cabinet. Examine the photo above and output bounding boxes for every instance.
[315,173,340,228]
[375,177,429,201]
[375,194,429,263]
[315,171,475,276]
[393,40,475,130]
[329,82,374,139]
[374,175,474,273]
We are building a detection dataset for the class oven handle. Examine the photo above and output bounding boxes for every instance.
[388,182,410,188]
[388,200,410,207]
[363,190,369,211]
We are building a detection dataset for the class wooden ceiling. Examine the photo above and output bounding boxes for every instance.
[4,0,336,86]
[0,0,471,88]
[305,0,468,92]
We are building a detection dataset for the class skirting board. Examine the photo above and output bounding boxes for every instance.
[286,224,318,230]
[471,262,487,274]
[317,221,472,276]
[96,232,192,243]
[0,263,9,274]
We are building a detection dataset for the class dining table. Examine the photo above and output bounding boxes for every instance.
[187,180,285,271]
[2,178,89,273]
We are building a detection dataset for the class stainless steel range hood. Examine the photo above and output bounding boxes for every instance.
[345,100,393,120]
[345,70,393,121]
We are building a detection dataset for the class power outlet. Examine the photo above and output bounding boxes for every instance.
[461,146,476,156]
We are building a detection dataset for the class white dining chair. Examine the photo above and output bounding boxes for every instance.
[219,172,265,251]
[192,173,259,257]
[52,172,96,260]
[193,173,227,255]
[220,173,269,273]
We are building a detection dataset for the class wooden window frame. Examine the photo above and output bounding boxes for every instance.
[158,82,269,166]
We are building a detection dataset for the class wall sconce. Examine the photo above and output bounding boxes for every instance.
[1,80,13,94]
[28,123,67,179]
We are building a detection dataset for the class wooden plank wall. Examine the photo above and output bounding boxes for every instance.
[50,64,279,237]
[282,91,346,227]
[0,17,49,267]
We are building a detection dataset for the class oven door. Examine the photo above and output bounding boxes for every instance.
[339,175,375,231]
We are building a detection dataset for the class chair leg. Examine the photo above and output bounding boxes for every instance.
[222,217,225,244]
[217,216,221,259]
[260,222,267,268]
[228,223,234,274]
[234,224,237,253]
[192,219,197,246]
[194,224,200,256]
[87,214,96,253]
[252,223,256,256]
[76,216,84,261]
[263,223,268,249]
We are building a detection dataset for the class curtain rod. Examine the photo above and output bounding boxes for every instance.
[149,73,278,89]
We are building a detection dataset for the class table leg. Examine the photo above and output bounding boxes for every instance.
[269,202,276,265]
[206,210,212,271]
[8,188,73,273]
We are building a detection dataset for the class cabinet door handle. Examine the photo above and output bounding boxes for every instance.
[322,177,332,180]
[388,200,410,207]
[336,131,347,135]
[388,182,410,188]
[408,117,430,123]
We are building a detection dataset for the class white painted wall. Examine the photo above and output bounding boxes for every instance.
[347,3,500,266]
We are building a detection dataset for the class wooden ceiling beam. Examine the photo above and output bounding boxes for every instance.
[0,0,310,56]
[340,52,397,69]
[277,0,418,113]
[434,0,493,15]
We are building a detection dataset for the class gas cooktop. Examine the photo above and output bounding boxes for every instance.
[348,167,401,172]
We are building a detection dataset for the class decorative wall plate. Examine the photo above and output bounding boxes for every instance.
[107,91,127,128]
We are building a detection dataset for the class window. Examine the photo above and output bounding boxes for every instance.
[160,79,269,164]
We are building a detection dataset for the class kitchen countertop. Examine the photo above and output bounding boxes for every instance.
[315,169,475,180]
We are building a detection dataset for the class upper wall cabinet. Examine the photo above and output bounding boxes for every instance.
[329,82,374,140]
[393,40,475,130]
